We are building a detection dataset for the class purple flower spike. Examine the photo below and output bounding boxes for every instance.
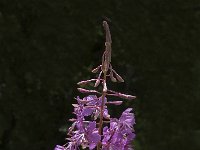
[55,21,136,150]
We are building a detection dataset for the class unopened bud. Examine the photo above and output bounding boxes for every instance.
[118,93,136,100]
[94,71,102,87]
[112,69,124,82]
[77,80,89,85]
[77,79,97,86]
[92,65,101,73]
[110,71,117,82]
[103,21,112,43]
[116,74,124,82]
[77,88,89,93]
[106,101,123,105]
[94,79,100,87]
[103,82,107,92]
[77,88,100,94]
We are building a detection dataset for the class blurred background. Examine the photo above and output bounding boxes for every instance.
[0,0,200,150]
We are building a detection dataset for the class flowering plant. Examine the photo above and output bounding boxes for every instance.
[55,21,136,150]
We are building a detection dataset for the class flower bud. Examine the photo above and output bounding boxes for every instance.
[92,65,101,73]
[106,101,123,105]
[94,79,100,87]
[77,80,89,85]
[110,71,117,82]
[77,88,100,94]
[117,93,136,100]
[112,69,124,82]
[103,82,107,92]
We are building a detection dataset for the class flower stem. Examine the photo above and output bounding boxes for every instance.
[97,71,107,150]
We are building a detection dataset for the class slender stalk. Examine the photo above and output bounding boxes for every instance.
[97,72,107,150]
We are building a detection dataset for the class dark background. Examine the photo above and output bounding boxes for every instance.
[0,0,200,150]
